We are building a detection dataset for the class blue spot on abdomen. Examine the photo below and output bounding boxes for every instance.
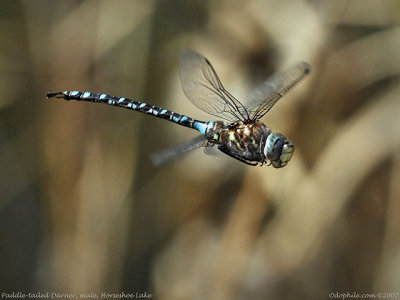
[193,122,208,135]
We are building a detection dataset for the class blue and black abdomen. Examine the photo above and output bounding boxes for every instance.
[47,91,215,135]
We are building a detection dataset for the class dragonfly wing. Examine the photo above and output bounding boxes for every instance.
[179,49,249,122]
[150,134,208,167]
[203,144,222,157]
[246,61,311,120]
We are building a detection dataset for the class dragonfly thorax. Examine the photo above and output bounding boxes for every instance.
[213,121,264,165]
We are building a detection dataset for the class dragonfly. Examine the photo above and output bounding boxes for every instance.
[47,50,310,167]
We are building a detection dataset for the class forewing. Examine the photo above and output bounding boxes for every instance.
[246,61,311,120]
[179,50,249,122]
[150,134,208,167]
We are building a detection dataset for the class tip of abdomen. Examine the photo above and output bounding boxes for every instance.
[47,92,65,99]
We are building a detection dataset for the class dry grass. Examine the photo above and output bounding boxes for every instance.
[0,0,399,299]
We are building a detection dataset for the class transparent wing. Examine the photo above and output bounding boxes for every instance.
[203,144,221,157]
[150,134,208,167]
[246,61,311,120]
[179,49,249,122]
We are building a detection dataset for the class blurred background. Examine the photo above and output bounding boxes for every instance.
[1,0,400,299]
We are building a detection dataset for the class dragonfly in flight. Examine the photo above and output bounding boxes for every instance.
[47,50,310,167]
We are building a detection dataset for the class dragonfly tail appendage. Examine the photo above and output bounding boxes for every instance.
[47,92,67,99]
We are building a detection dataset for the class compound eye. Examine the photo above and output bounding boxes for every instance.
[264,133,285,161]
[268,139,284,161]
[264,133,294,168]
[280,144,294,164]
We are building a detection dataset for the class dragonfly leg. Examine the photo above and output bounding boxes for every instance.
[217,144,259,166]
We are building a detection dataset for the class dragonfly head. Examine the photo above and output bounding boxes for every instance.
[264,133,294,168]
